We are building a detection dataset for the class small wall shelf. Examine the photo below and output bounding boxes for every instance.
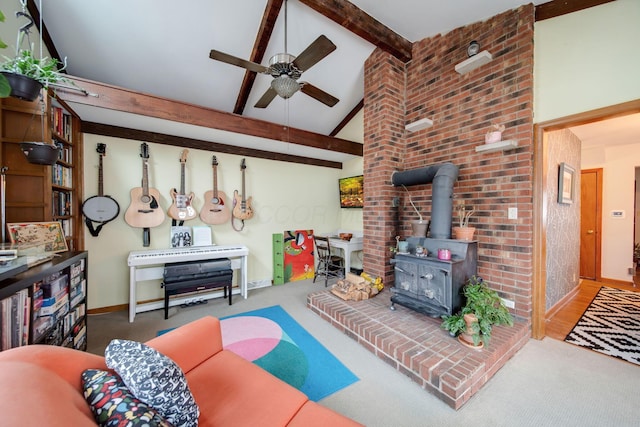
[405,117,433,132]
[475,140,518,153]
[455,50,493,75]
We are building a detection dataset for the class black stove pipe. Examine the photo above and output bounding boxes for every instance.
[391,162,459,239]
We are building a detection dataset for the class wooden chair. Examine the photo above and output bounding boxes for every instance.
[313,235,345,287]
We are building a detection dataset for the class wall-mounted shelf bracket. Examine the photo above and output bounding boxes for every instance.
[455,50,493,74]
[475,139,518,153]
[405,117,433,132]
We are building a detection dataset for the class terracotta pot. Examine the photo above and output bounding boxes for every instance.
[453,226,476,241]
[458,313,484,349]
[411,220,428,237]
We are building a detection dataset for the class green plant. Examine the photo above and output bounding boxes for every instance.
[0,49,69,88]
[0,10,10,97]
[441,276,513,346]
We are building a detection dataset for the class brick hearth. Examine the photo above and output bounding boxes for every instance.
[308,289,530,409]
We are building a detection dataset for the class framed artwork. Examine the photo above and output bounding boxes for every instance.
[558,162,575,204]
[6,222,68,253]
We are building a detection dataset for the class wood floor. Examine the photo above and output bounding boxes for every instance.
[545,274,639,341]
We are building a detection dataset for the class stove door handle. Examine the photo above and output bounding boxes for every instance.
[394,266,413,276]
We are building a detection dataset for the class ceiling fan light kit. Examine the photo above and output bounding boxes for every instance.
[271,75,301,99]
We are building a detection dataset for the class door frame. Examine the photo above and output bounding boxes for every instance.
[532,99,640,339]
[580,168,603,281]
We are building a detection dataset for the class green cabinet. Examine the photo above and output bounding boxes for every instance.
[272,233,284,285]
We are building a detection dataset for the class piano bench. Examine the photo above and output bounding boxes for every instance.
[163,278,233,319]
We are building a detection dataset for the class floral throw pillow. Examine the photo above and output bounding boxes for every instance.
[81,369,173,427]
[105,339,199,427]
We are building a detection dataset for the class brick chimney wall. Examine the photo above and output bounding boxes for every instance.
[363,5,535,319]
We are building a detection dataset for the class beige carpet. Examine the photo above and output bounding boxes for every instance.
[88,279,640,427]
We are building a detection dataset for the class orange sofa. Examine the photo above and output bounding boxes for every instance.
[0,316,362,426]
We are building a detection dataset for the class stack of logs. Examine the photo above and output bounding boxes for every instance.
[331,272,380,301]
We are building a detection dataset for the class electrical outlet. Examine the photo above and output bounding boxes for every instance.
[629,267,635,275]
[500,298,515,309]
[508,207,518,220]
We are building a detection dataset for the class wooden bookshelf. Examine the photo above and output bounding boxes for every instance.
[0,91,84,251]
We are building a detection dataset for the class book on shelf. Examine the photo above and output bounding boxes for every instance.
[0,289,30,350]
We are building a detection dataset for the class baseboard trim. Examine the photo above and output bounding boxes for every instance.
[545,281,581,321]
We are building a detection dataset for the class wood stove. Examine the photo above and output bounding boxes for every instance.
[390,237,477,317]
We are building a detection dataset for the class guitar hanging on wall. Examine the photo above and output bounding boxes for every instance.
[200,155,231,225]
[167,149,197,222]
[124,143,165,246]
[232,158,254,231]
[81,143,120,236]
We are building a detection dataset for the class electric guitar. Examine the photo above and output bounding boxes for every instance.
[81,143,120,236]
[200,155,231,225]
[168,149,197,221]
[232,158,254,220]
[124,143,165,229]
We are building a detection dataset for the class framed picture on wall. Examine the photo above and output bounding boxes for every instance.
[558,162,575,204]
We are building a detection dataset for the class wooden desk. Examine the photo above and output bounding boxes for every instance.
[329,237,363,275]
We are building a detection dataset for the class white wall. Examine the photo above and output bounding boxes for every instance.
[534,0,640,123]
[83,135,348,309]
[582,142,639,281]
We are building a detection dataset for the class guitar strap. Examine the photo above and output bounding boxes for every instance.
[231,215,245,232]
[84,217,111,237]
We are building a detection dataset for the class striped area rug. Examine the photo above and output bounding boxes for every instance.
[565,286,640,366]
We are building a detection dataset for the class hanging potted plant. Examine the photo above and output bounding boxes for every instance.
[453,200,475,240]
[441,276,514,349]
[0,9,70,164]
[0,9,70,101]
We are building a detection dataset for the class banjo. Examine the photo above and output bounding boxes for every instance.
[82,143,120,236]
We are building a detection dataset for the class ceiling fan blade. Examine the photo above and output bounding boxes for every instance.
[292,35,336,72]
[209,50,269,74]
[254,87,278,108]
[300,83,339,107]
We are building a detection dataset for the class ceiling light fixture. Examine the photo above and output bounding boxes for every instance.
[271,75,301,99]
[467,40,480,57]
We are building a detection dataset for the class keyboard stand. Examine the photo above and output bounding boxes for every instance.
[127,245,249,322]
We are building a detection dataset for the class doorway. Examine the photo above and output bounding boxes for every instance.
[580,168,602,280]
[532,99,640,339]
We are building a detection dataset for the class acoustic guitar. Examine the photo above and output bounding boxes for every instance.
[81,143,120,236]
[168,149,198,221]
[124,143,165,229]
[200,155,231,225]
[232,158,254,220]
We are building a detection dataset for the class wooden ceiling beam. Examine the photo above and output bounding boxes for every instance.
[298,0,412,62]
[330,99,363,137]
[56,75,362,156]
[535,0,616,21]
[233,0,284,114]
[82,122,343,169]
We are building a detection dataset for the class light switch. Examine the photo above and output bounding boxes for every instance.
[508,207,518,220]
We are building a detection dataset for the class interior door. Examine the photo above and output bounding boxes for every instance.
[580,168,602,279]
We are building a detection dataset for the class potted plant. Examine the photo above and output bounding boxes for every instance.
[485,123,505,144]
[441,276,514,348]
[0,10,69,101]
[402,185,429,237]
[453,200,475,240]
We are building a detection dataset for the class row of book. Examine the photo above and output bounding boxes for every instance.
[54,140,73,164]
[53,190,72,217]
[0,289,30,350]
[52,164,73,188]
[51,106,74,143]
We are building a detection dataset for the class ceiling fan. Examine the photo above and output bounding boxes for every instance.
[209,0,339,109]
